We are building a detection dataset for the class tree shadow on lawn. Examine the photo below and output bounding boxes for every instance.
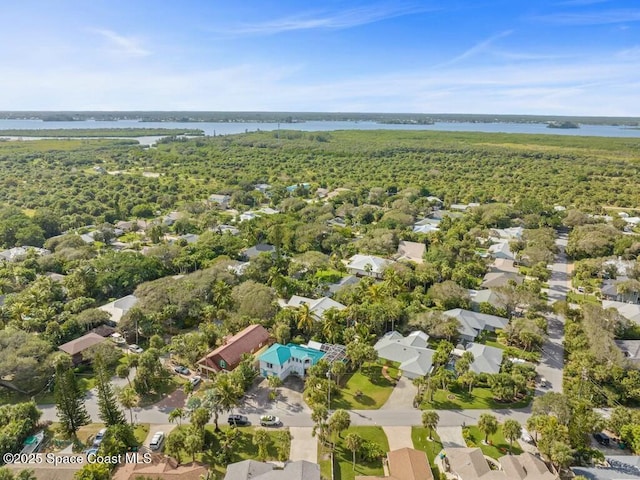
[359,364,394,387]
[333,392,375,409]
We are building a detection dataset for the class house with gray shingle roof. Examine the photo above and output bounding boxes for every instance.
[224,460,320,480]
[443,309,509,341]
[456,342,504,375]
[488,240,515,260]
[346,254,395,279]
[374,331,435,379]
[284,295,346,321]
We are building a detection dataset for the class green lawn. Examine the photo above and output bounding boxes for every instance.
[134,424,150,444]
[412,427,444,477]
[567,291,600,305]
[421,386,532,410]
[167,425,284,477]
[331,362,399,410]
[320,426,389,480]
[463,425,523,459]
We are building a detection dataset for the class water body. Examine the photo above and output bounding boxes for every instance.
[0,118,639,138]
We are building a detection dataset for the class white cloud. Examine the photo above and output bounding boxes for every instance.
[532,9,640,25]
[88,28,151,57]
[0,47,639,115]
[438,30,513,66]
[220,3,436,36]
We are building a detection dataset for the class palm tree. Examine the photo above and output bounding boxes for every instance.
[478,413,498,444]
[296,303,314,333]
[322,308,343,344]
[117,386,139,425]
[345,433,363,471]
[503,419,522,453]
[550,441,574,471]
[205,373,242,431]
[168,407,184,427]
[526,414,547,443]
[422,410,440,440]
[253,428,271,461]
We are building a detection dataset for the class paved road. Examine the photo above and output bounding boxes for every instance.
[536,233,569,394]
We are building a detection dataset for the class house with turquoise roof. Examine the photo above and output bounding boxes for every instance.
[258,343,325,380]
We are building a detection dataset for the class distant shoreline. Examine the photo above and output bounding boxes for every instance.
[0,128,205,137]
[0,111,638,126]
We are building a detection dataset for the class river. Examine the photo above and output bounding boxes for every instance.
[1,118,639,142]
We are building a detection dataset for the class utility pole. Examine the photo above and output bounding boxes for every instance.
[326,371,331,412]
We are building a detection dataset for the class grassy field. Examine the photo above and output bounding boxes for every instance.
[463,425,523,459]
[421,386,532,410]
[320,426,389,480]
[332,362,399,410]
[412,427,444,477]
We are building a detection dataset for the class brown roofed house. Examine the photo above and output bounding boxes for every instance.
[197,324,272,376]
[113,455,208,480]
[58,332,107,365]
[356,447,433,480]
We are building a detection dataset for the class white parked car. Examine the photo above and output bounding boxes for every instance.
[260,415,281,427]
[128,344,144,354]
[190,376,202,387]
[149,431,165,451]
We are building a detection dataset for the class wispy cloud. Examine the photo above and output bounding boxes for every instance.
[555,0,613,6]
[438,30,513,67]
[88,28,151,57]
[532,9,640,25]
[221,4,435,36]
[616,46,640,58]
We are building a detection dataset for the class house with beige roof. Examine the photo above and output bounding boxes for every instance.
[356,447,433,480]
[444,448,558,480]
[396,241,426,264]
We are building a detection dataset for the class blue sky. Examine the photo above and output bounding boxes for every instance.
[1,0,639,115]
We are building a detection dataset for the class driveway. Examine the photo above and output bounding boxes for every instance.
[289,427,318,463]
[383,426,414,451]
[437,426,466,448]
[381,376,417,410]
[143,424,177,452]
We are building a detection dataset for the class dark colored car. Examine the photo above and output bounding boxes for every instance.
[173,365,190,375]
[228,414,250,426]
[593,432,610,446]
